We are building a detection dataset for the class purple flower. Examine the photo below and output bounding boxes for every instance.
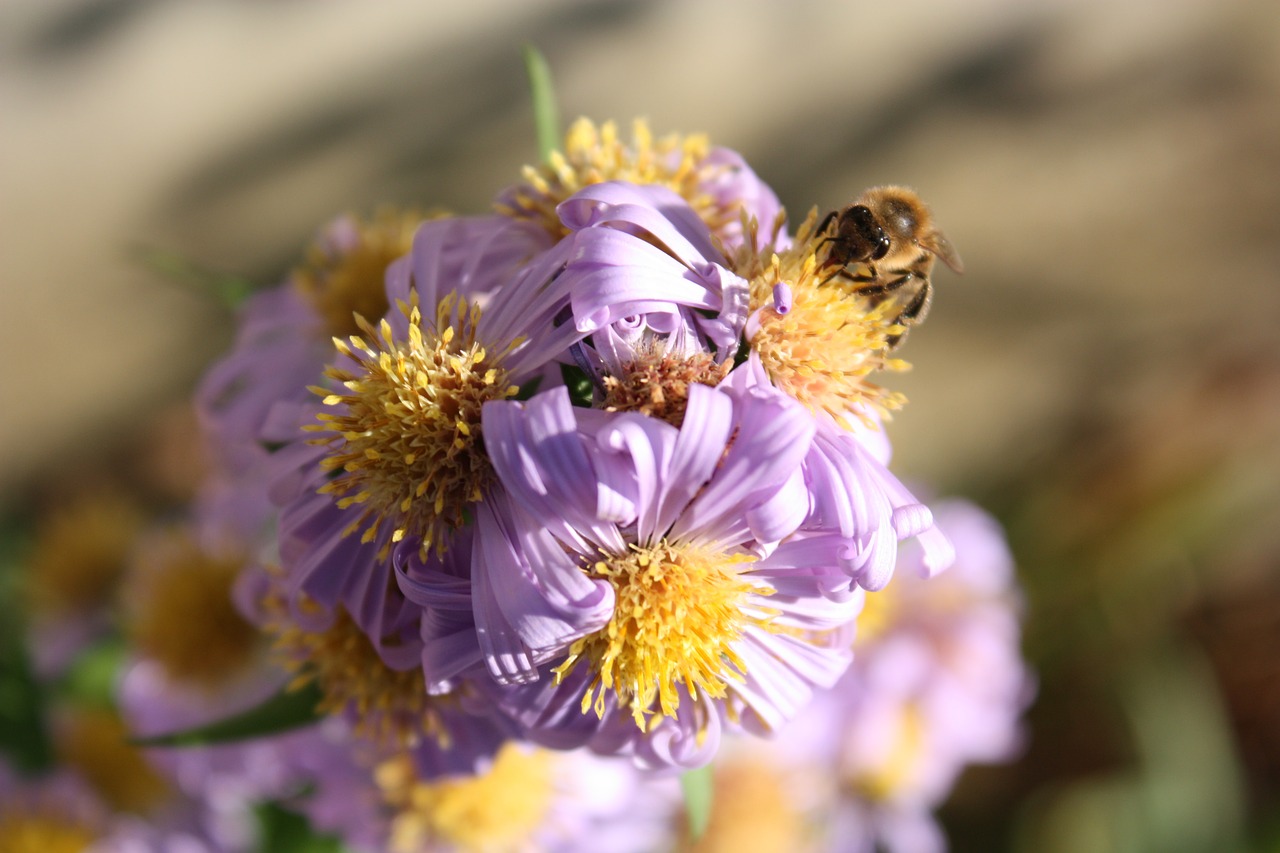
[450,382,863,766]
[733,499,1033,853]
[497,117,786,253]
[265,213,560,670]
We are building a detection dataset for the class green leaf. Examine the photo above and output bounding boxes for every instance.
[681,763,715,842]
[522,44,560,164]
[255,800,347,853]
[131,682,324,748]
[515,375,543,401]
[57,637,126,708]
[132,244,257,309]
[0,523,53,773]
[559,363,594,407]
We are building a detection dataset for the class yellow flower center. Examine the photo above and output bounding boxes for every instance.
[56,708,171,815]
[736,211,909,428]
[847,704,926,801]
[311,292,519,559]
[678,758,808,853]
[293,209,419,340]
[128,533,259,690]
[25,494,144,615]
[554,542,774,729]
[376,744,555,853]
[500,118,734,241]
[0,815,98,853]
[600,349,732,428]
[264,589,444,749]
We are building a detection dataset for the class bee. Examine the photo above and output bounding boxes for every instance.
[815,186,964,346]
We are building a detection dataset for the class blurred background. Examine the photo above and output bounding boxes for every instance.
[1,0,1277,850]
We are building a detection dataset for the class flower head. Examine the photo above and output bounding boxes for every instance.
[498,118,784,251]
[457,383,863,765]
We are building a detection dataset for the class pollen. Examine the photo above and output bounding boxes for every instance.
[553,542,775,730]
[263,588,444,749]
[499,117,734,240]
[127,532,260,690]
[25,492,144,615]
[310,292,519,559]
[56,708,171,815]
[738,210,910,428]
[293,208,420,340]
[376,743,555,853]
[601,349,732,428]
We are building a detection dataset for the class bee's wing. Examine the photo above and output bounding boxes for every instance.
[921,229,964,274]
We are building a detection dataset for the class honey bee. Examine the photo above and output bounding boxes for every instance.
[815,186,964,346]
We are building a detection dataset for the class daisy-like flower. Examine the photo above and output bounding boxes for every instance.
[731,208,913,429]
[0,761,107,853]
[498,117,785,252]
[267,213,567,670]
[831,501,1032,837]
[458,382,864,767]
[194,209,422,554]
[23,490,146,678]
[286,731,673,853]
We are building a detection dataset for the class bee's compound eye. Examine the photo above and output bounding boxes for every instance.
[873,234,891,260]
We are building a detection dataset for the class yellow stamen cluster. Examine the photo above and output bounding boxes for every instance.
[128,532,259,690]
[293,208,420,340]
[678,758,807,853]
[376,744,555,853]
[737,210,911,428]
[0,815,98,853]
[499,118,733,241]
[56,708,171,815]
[601,349,733,428]
[311,293,519,559]
[25,493,144,615]
[263,590,444,748]
[553,542,774,730]
[847,704,925,801]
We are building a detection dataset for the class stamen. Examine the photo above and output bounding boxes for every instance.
[740,210,910,428]
[499,118,731,240]
[263,587,447,749]
[310,292,519,559]
[553,542,774,730]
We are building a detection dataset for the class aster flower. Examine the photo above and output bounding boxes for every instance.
[193,210,422,554]
[22,490,146,678]
[285,730,672,853]
[441,382,864,766]
[498,117,786,252]
[0,761,108,852]
[266,212,568,675]
[725,500,1030,853]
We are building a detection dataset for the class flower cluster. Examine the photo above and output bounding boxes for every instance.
[4,118,1029,853]
[195,117,960,773]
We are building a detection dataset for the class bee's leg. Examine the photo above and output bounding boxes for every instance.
[897,280,933,325]
[820,265,877,287]
[853,272,912,297]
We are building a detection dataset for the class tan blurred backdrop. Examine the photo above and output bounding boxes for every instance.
[2,0,1278,501]
[4,1,1280,849]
